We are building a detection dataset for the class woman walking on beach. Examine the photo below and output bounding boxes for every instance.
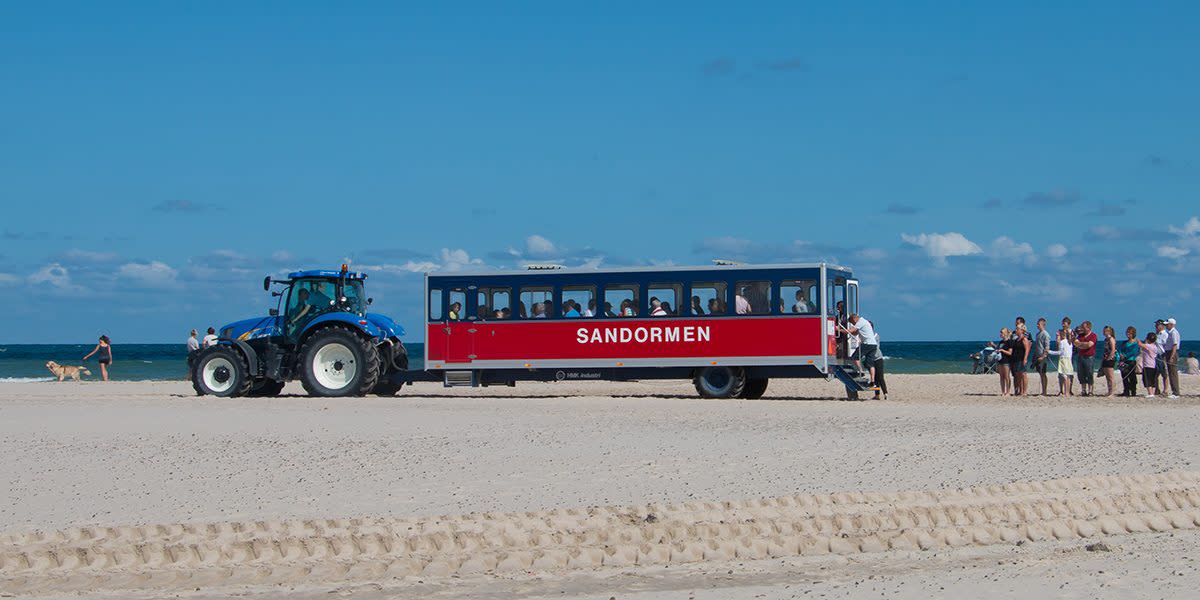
[1048,329,1075,396]
[995,327,1013,396]
[1100,325,1117,397]
[82,335,112,381]
[1118,326,1140,397]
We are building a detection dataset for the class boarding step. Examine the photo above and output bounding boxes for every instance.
[832,366,877,392]
[444,371,477,387]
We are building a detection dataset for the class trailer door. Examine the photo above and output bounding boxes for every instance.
[847,279,859,316]
[445,287,472,363]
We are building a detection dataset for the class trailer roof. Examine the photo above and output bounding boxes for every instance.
[425,262,852,278]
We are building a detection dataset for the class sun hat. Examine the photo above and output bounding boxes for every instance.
[1167,318,1176,325]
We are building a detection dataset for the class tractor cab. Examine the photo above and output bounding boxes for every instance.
[271,268,371,342]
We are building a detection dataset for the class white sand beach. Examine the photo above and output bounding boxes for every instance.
[3,374,1200,599]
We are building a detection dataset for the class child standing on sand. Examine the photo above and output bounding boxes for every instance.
[1048,329,1075,396]
[82,335,112,381]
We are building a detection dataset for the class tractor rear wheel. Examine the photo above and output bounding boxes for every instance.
[694,366,746,399]
[192,346,252,397]
[298,328,380,397]
[250,379,287,397]
[371,380,405,396]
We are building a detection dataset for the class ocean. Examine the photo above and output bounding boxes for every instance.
[1,341,1195,382]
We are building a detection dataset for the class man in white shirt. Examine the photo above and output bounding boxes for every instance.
[186,329,201,374]
[845,314,880,385]
[1164,318,1182,398]
[202,327,219,348]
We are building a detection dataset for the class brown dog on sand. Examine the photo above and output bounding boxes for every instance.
[46,361,92,381]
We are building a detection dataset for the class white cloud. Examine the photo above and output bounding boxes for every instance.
[1046,243,1069,258]
[0,273,20,285]
[358,248,483,275]
[989,236,1035,264]
[901,232,982,266]
[1169,216,1200,237]
[117,261,179,287]
[29,263,72,287]
[1157,246,1190,259]
[524,235,559,259]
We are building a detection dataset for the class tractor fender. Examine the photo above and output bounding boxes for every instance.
[217,338,260,377]
[299,313,381,343]
[365,313,406,339]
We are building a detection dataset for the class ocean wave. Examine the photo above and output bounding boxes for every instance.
[0,377,54,383]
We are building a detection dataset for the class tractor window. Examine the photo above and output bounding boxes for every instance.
[341,280,366,313]
[428,289,443,321]
[448,288,466,321]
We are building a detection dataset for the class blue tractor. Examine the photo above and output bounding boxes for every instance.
[190,265,408,397]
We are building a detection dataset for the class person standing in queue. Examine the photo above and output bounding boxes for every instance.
[1033,318,1052,396]
[1163,318,1182,398]
[1073,321,1098,396]
[186,329,200,376]
[1117,326,1140,397]
[844,314,880,387]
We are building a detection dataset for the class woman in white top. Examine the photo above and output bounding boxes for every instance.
[1048,329,1075,396]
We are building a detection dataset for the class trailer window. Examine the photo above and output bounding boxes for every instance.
[428,288,443,321]
[828,278,846,318]
[604,284,640,317]
[520,286,553,319]
[561,285,595,318]
[735,280,772,315]
[780,280,818,314]
[448,288,467,321]
[689,282,727,316]
[648,283,682,316]
[477,287,511,320]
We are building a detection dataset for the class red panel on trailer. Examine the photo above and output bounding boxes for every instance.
[426,317,822,362]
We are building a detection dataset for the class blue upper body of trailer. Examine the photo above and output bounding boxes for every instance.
[424,263,857,316]
[426,263,852,287]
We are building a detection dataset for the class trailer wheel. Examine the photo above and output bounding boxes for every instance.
[299,328,380,397]
[741,378,769,399]
[694,366,746,399]
[191,346,252,397]
[249,379,286,397]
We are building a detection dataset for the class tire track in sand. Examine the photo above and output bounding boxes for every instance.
[4,472,1200,595]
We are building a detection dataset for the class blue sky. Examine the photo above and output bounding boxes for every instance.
[1,1,1197,343]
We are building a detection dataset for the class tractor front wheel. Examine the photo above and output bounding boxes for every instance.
[298,328,380,397]
[192,346,252,397]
